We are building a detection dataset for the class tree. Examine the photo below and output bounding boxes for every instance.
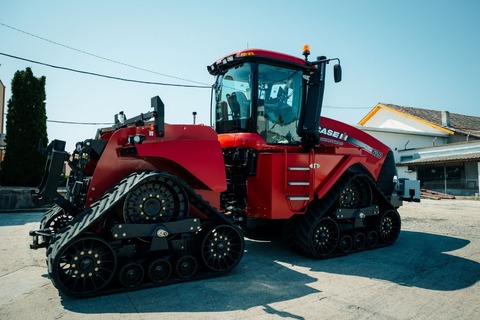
[0,67,48,186]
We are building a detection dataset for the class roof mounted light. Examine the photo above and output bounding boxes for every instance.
[221,54,236,65]
[303,44,310,61]
[207,53,238,75]
[239,51,254,57]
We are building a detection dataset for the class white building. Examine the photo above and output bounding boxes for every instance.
[358,103,480,196]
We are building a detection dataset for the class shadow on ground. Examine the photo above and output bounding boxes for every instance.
[59,230,480,315]
[290,230,480,291]
[0,212,43,227]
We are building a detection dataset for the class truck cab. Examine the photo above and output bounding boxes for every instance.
[211,51,304,145]
[208,47,340,148]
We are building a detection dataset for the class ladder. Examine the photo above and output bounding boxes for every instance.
[285,149,316,210]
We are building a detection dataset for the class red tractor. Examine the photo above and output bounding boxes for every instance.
[30,46,414,297]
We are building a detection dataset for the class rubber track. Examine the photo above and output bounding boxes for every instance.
[46,171,241,296]
[181,182,235,226]
[292,164,398,258]
[46,171,157,273]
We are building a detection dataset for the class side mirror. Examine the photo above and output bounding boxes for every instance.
[334,64,342,83]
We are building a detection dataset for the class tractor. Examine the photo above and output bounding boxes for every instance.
[30,45,417,297]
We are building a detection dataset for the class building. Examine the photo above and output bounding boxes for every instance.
[358,103,480,196]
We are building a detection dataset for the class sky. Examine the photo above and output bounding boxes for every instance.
[1,0,479,151]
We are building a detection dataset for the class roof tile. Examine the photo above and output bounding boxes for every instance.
[381,103,480,137]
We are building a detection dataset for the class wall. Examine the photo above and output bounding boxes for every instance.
[0,187,37,211]
[358,126,449,164]
[361,107,450,134]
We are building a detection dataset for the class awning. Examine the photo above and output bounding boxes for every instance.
[398,152,480,166]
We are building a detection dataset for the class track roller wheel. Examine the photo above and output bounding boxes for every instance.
[339,234,353,253]
[119,262,144,288]
[175,254,198,279]
[50,236,116,297]
[378,209,401,244]
[338,176,373,209]
[148,258,172,283]
[366,230,379,247]
[200,224,244,273]
[310,217,340,258]
[123,175,189,224]
[353,232,366,250]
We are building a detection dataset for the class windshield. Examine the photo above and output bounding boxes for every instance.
[213,63,252,133]
[213,62,303,144]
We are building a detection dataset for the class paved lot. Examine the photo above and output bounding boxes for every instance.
[0,199,479,320]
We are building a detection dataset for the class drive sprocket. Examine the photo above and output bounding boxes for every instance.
[123,175,189,224]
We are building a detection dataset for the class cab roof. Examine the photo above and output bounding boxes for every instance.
[208,48,309,75]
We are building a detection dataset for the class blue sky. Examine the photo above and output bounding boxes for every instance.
[1,0,479,151]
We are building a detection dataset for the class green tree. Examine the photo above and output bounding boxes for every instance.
[0,67,48,186]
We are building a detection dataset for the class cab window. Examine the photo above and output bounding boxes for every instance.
[257,64,303,144]
[214,63,252,133]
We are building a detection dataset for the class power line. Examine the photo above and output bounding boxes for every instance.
[0,24,376,112]
[0,52,211,88]
[47,119,113,125]
[2,112,113,125]
[0,22,210,86]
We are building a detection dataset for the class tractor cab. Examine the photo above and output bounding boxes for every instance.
[208,46,341,149]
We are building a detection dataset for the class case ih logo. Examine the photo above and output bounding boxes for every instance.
[318,126,348,141]
[318,126,383,159]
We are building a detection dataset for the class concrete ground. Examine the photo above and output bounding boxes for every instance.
[0,199,479,320]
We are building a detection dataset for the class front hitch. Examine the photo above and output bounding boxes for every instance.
[29,229,54,249]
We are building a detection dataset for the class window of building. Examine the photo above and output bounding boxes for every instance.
[417,163,465,192]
